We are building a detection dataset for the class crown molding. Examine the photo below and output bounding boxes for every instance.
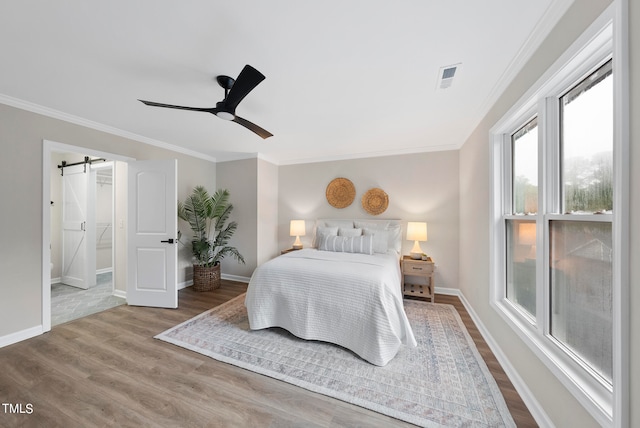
[0,93,217,163]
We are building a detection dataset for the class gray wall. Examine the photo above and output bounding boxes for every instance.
[215,157,279,279]
[278,151,460,290]
[257,158,279,266]
[215,158,259,279]
[0,103,216,337]
[459,1,622,426]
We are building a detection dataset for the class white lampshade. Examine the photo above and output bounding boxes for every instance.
[406,222,428,259]
[290,220,306,249]
[407,222,428,242]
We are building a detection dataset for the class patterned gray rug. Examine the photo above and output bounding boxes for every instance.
[156,294,515,427]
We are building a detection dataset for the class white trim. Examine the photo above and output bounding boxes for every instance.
[178,279,193,291]
[0,326,43,349]
[42,139,135,334]
[277,143,459,166]
[473,0,575,139]
[433,286,458,296]
[432,288,553,427]
[1,94,216,163]
[221,273,251,284]
[457,291,554,428]
[611,1,630,426]
[488,4,627,425]
[178,273,250,290]
[96,268,113,275]
[113,289,127,300]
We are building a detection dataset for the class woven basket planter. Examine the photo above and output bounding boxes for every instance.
[193,264,221,292]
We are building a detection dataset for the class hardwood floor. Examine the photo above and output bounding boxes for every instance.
[0,281,537,427]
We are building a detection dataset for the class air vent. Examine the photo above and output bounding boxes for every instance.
[436,63,462,91]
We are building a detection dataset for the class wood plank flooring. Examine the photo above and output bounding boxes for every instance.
[0,281,537,427]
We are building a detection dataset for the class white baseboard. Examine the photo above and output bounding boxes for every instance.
[96,267,113,275]
[0,325,43,349]
[434,286,459,296]
[113,289,126,299]
[51,277,61,285]
[221,273,250,284]
[178,279,193,291]
[456,291,553,428]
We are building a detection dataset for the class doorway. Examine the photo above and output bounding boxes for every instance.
[42,140,180,333]
[50,154,124,325]
[50,152,126,326]
[42,140,134,332]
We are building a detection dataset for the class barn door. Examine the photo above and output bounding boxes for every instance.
[61,165,96,289]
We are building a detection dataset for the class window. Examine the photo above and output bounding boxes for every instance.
[512,118,539,215]
[490,12,624,425]
[552,60,614,386]
[560,60,613,214]
[506,119,539,318]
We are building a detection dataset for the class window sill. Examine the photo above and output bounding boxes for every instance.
[491,298,613,426]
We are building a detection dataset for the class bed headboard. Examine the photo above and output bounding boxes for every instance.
[314,218,402,254]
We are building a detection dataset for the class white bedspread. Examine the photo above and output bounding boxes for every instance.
[244,249,417,366]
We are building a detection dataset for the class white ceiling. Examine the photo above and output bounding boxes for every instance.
[0,1,572,164]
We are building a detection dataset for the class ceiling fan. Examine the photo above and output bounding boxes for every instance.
[139,64,273,139]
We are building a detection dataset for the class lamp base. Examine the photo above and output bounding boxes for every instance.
[410,252,423,260]
[292,235,303,250]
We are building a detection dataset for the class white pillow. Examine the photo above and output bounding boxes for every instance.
[314,226,339,247]
[354,220,390,230]
[338,227,362,237]
[387,224,402,253]
[321,220,355,229]
[354,221,401,253]
[362,228,389,253]
[318,235,373,255]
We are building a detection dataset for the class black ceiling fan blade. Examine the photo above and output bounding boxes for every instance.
[232,115,273,139]
[223,65,265,111]
[139,99,215,113]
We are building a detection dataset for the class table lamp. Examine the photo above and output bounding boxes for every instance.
[290,220,306,250]
[407,221,428,260]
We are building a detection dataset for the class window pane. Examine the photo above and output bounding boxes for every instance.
[506,219,536,317]
[512,118,538,214]
[561,60,613,214]
[549,220,612,384]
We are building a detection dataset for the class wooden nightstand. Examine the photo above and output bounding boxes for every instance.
[280,248,301,255]
[401,256,435,302]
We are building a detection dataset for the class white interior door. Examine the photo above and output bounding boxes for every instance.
[127,159,178,308]
[61,165,96,289]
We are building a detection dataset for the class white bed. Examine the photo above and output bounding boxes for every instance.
[244,219,417,366]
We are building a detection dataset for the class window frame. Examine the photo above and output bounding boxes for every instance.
[489,5,628,426]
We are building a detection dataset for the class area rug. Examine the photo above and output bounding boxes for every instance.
[155,294,515,427]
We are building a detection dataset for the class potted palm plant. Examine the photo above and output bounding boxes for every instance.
[178,186,245,291]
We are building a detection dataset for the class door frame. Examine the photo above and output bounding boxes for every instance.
[42,139,134,332]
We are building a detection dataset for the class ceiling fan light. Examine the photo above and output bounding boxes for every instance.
[216,111,235,121]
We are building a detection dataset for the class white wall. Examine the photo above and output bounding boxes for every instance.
[95,165,112,272]
[278,151,460,290]
[257,158,279,266]
[458,1,620,426]
[0,103,216,339]
[628,1,639,426]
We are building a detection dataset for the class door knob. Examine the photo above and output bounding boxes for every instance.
[160,238,175,244]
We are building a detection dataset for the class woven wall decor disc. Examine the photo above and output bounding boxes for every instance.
[326,177,356,208]
[361,188,389,215]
